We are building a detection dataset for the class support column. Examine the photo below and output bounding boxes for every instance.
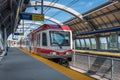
[73,40,76,66]
[22,20,24,34]
[4,27,7,55]
[95,35,100,50]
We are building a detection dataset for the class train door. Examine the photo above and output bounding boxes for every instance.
[28,34,33,52]
[42,32,47,47]
[36,32,41,53]
[41,31,49,54]
[33,32,37,54]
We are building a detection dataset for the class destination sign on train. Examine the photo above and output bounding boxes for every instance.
[19,12,44,21]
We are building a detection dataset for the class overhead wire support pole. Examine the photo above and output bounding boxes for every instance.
[41,0,44,15]
[22,20,24,34]
[4,27,7,55]
[73,40,76,66]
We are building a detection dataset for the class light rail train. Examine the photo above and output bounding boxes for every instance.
[27,24,73,66]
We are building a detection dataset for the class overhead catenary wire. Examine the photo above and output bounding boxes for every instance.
[43,0,56,13]
[44,0,60,14]
[46,0,80,21]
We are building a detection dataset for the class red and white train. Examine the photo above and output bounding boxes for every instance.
[27,24,73,66]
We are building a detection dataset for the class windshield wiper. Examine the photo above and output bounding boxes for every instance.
[52,42,62,49]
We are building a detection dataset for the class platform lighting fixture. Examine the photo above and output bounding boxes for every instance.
[84,21,88,24]
[34,0,44,14]
[34,1,38,10]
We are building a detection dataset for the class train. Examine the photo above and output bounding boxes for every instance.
[26,24,73,66]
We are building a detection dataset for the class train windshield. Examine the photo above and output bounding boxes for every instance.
[50,31,70,46]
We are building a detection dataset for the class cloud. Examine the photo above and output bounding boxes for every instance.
[86,2,94,7]
[79,2,86,5]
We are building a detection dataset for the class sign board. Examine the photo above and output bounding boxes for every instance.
[14,33,24,36]
[32,14,44,21]
[19,13,44,21]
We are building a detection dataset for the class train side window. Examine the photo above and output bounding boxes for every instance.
[39,33,41,46]
[37,33,41,47]
[37,34,39,47]
[118,36,120,50]
[42,33,47,46]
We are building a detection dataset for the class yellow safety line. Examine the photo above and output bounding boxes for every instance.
[75,50,120,58]
[18,48,94,80]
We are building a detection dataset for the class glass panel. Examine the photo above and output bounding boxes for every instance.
[80,39,85,47]
[109,33,118,50]
[39,33,41,46]
[90,38,96,49]
[37,34,39,46]
[99,37,107,50]
[75,39,80,48]
[107,37,109,49]
[85,38,91,49]
[31,34,34,46]
[49,31,70,46]
[118,36,120,50]
[42,33,47,46]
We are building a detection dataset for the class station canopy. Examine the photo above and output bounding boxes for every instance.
[17,0,111,37]
[0,0,120,39]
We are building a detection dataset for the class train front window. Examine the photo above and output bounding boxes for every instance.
[50,31,70,46]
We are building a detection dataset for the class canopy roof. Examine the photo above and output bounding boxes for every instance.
[0,0,120,39]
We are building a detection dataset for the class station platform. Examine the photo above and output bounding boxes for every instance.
[0,48,94,80]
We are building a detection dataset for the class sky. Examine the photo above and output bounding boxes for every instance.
[26,0,109,22]
[8,0,109,40]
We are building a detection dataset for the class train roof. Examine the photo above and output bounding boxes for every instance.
[28,24,71,36]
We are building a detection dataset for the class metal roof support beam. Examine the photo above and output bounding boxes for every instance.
[86,8,120,21]
[20,15,63,25]
[28,1,83,20]
[83,1,118,17]
[45,16,63,25]
[41,0,43,15]
[18,15,63,32]
[82,17,98,30]
[77,27,120,36]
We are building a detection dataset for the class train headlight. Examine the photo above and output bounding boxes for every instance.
[53,52,56,55]
[66,52,71,55]
[50,52,56,55]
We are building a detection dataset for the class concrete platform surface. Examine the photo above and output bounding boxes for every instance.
[0,48,71,80]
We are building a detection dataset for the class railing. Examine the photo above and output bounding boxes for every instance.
[72,52,120,80]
